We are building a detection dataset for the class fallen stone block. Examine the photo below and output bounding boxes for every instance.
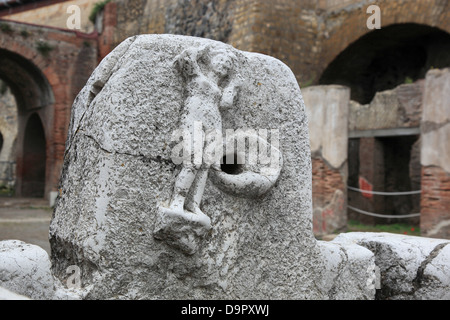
[333,232,450,300]
[0,240,55,300]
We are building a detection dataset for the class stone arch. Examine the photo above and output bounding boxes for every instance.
[319,23,450,103]
[0,48,54,197]
[0,48,54,110]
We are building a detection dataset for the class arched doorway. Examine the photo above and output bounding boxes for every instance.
[0,48,54,198]
[21,114,46,197]
[0,20,98,201]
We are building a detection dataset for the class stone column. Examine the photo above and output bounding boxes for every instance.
[302,85,349,236]
[420,68,450,239]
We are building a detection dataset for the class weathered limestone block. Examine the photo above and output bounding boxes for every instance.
[313,189,346,236]
[0,286,30,300]
[317,240,376,300]
[333,232,450,300]
[0,240,55,300]
[50,35,324,299]
[49,35,373,300]
[349,90,399,131]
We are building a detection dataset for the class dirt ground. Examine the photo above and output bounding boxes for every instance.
[0,197,52,255]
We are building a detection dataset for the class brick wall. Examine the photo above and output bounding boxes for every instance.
[2,0,449,229]
[303,85,349,236]
[421,166,450,238]
[0,20,97,199]
[312,157,346,235]
[420,68,450,238]
[96,0,450,90]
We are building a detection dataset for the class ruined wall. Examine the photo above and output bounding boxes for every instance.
[98,0,324,84]
[318,0,450,87]
[98,0,242,61]
[303,85,349,236]
[96,0,450,89]
[420,68,450,239]
[346,68,450,234]
[0,20,97,198]
[348,81,424,225]
[4,0,449,88]
[349,81,424,132]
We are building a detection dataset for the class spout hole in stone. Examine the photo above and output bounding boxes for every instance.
[221,154,244,175]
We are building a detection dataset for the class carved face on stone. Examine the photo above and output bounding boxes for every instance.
[210,49,234,78]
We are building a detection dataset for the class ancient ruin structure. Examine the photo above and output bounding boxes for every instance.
[0,35,448,300]
[48,34,335,299]
[0,1,449,237]
[0,18,97,198]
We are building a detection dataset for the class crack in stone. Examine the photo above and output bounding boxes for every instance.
[412,242,449,293]
[64,36,138,158]
[82,133,174,166]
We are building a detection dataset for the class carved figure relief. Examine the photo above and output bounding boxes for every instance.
[153,45,283,254]
[168,45,241,227]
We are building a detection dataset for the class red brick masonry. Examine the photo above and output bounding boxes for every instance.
[421,166,450,238]
[312,157,346,236]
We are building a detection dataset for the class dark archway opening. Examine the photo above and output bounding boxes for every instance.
[22,113,46,197]
[320,24,450,104]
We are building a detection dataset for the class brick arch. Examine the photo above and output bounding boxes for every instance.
[212,0,449,87]
[0,48,54,110]
[319,23,450,103]
[0,19,98,199]
[318,0,450,87]
[0,47,55,198]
